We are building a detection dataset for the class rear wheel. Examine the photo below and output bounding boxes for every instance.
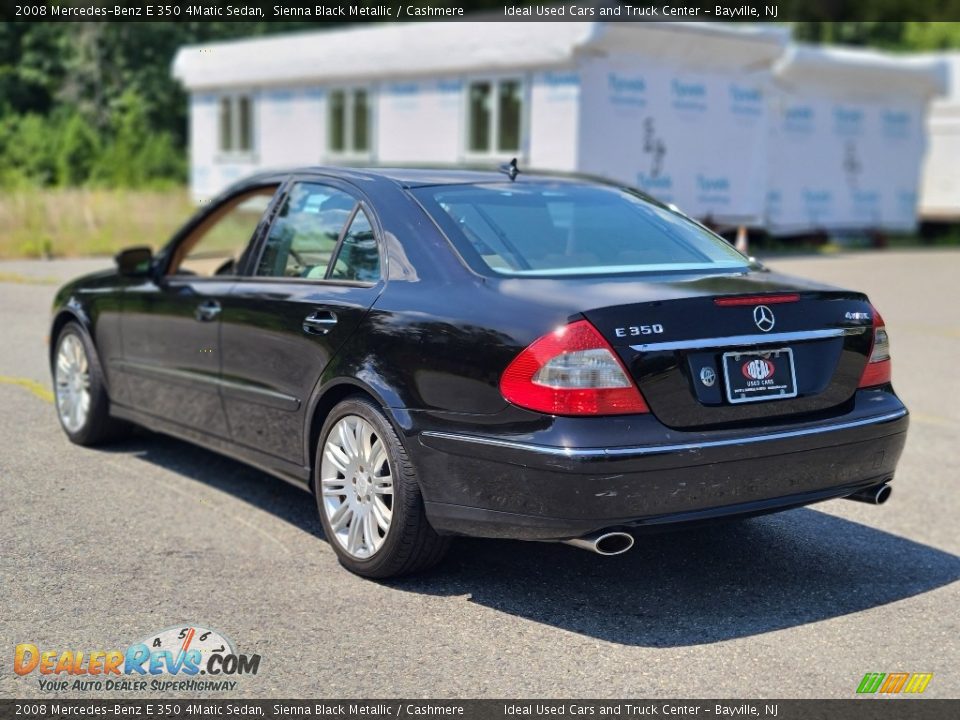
[53,322,129,446]
[315,396,449,578]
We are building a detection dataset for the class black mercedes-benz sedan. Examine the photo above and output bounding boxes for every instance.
[50,167,908,577]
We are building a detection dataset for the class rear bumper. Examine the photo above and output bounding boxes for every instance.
[409,391,908,540]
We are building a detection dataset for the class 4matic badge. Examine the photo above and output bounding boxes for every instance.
[13,624,260,693]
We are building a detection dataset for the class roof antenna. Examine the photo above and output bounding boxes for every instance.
[499,158,520,182]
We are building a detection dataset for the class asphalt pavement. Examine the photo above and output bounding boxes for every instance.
[1,251,958,699]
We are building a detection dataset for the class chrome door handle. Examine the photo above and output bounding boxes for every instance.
[302,310,338,335]
[195,300,221,322]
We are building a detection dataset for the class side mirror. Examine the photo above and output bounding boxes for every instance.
[115,246,153,276]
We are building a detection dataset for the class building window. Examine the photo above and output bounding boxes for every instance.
[218,94,254,155]
[498,80,522,152]
[467,78,524,156]
[329,88,372,156]
[468,82,492,153]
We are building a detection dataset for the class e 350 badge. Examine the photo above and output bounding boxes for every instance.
[13,625,260,692]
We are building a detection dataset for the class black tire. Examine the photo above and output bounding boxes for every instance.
[53,322,130,446]
[314,396,450,578]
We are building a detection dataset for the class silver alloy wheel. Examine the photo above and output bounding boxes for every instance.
[55,333,91,434]
[320,415,394,559]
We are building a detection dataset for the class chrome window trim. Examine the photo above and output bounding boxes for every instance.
[420,409,907,459]
[628,327,864,353]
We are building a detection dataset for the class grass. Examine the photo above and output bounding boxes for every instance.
[0,188,196,259]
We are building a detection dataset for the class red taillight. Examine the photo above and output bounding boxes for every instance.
[714,294,800,307]
[858,306,892,388]
[500,320,649,416]
[859,359,891,388]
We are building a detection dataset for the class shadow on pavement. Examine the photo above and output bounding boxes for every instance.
[105,430,325,541]
[108,430,960,648]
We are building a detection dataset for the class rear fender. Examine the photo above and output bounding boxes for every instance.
[302,363,413,480]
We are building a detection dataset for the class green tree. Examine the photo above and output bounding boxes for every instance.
[92,90,151,187]
[57,113,100,186]
[3,114,58,186]
[902,22,960,51]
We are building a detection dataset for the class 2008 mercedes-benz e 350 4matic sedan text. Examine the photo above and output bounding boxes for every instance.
[50,167,908,577]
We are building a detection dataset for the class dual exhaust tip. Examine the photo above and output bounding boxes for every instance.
[561,531,634,556]
[561,483,892,555]
[845,482,892,505]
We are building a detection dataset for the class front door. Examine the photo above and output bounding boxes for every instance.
[116,185,280,437]
[219,180,385,463]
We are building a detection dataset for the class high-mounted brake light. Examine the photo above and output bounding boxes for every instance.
[500,320,649,416]
[714,294,800,307]
[858,306,892,388]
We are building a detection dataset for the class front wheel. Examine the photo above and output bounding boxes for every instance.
[53,322,130,446]
[315,397,449,578]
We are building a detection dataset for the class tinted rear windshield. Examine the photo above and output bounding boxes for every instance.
[413,182,749,277]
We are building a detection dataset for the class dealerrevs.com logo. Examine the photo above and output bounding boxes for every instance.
[14,625,260,692]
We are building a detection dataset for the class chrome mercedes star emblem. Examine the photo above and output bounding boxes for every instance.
[700,367,716,387]
[753,305,776,332]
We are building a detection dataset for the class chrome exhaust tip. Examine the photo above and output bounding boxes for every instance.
[845,483,892,505]
[561,531,635,556]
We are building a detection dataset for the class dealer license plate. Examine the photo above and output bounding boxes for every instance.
[722,348,798,404]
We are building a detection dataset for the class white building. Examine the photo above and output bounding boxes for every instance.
[918,52,960,221]
[172,21,945,235]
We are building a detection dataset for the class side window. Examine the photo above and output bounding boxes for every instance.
[168,186,277,278]
[256,183,357,279]
[329,208,380,282]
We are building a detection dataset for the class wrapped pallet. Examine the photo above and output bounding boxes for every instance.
[766,44,946,236]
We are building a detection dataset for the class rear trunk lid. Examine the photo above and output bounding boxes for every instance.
[580,278,875,429]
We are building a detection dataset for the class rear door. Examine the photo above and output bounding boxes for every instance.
[582,287,875,429]
[219,179,385,463]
